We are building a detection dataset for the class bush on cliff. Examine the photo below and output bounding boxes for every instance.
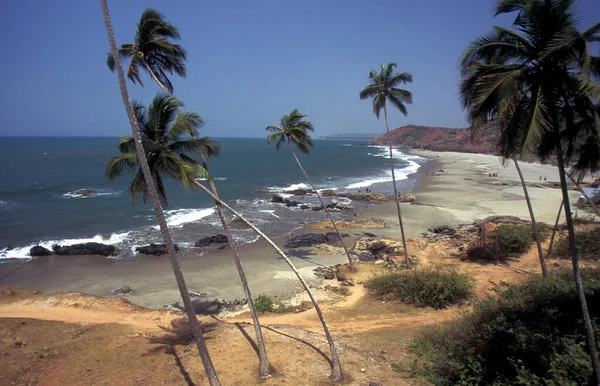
[409,269,600,385]
[467,224,540,262]
[554,227,600,261]
[364,266,474,309]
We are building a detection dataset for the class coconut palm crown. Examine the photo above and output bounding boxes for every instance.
[359,62,413,118]
[265,109,314,153]
[105,94,219,207]
[106,8,186,94]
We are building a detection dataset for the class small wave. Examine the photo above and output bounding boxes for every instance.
[164,207,216,228]
[267,183,309,193]
[346,159,421,189]
[259,210,280,219]
[195,177,227,182]
[62,189,122,199]
[0,231,133,259]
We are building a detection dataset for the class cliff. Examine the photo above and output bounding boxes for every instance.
[369,124,500,154]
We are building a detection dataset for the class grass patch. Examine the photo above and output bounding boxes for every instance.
[364,266,474,309]
[555,227,600,260]
[254,295,289,313]
[409,269,600,385]
[467,224,544,262]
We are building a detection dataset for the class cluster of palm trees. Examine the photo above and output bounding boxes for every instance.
[100,0,599,383]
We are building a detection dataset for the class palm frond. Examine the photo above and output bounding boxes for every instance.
[105,153,139,181]
[168,137,220,158]
[167,111,204,141]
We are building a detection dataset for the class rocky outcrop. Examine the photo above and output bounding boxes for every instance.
[428,225,456,235]
[271,194,301,207]
[136,244,180,256]
[336,192,414,202]
[369,124,500,154]
[52,242,116,256]
[29,246,53,257]
[229,218,250,229]
[110,286,135,295]
[195,234,228,247]
[74,189,96,196]
[284,233,327,248]
[310,218,385,230]
[472,216,529,227]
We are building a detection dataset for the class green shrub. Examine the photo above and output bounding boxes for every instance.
[554,227,600,261]
[410,269,600,385]
[490,224,533,254]
[466,243,505,262]
[364,266,475,309]
[255,295,275,312]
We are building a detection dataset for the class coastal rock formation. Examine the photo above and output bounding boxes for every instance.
[74,189,96,196]
[369,124,500,154]
[136,244,180,256]
[271,194,301,207]
[229,218,250,229]
[110,286,135,295]
[284,233,327,248]
[195,234,228,247]
[29,246,53,257]
[428,225,456,235]
[310,218,385,230]
[52,242,116,256]
[338,192,390,202]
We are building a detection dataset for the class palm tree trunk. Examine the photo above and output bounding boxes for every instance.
[555,139,600,384]
[288,141,355,271]
[100,2,221,385]
[545,200,563,259]
[192,180,343,382]
[513,157,548,277]
[143,58,272,377]
[549,159,600,218]
[383,104,410,265]
[199,156,272,377]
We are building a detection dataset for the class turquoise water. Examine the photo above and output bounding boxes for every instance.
[0,137,426,258]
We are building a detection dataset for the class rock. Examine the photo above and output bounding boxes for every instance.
[284,201,300,207]
[299,205,310,210]
[310,218,385,230]
[397,193,416,202]
[472,216,528,227]
[363,232,377,237]
[271,194,285,203]
[29,245,53,257]
[321,189,336,197]
[314,266,336,280]
[136,243,179,255]
[74,189,96,196]
[284,233,327,248]
[229,218,250,229]
[428,225,456,235]
[195,234,228,247]
[287,189,314,196]
[311,206,323,211]
[324,232,349,243]
[52,242,116,256]
[110,286,135,295]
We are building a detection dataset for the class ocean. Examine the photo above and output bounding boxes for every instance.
[0,137,426,259]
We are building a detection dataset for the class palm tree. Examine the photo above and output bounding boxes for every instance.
[265,109,355,270]
[107,9,274,375]
[105,94,219,206]
[99,2,220,385]
[359,63,413,266]
[106,8,186,95]
[459,0,600,381]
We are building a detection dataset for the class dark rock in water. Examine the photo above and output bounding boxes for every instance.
[299,205,310,210]
[229,218,250,229]
[321,189,336,197]
[110,286,135,295]
[311,206,324,211]
[284,233,327,248]
[363,232,377,238]
[285,201,300,207]
[29,246,53,257]
[271,194,285,203]
[195,234,228,247]
[287,188,314,196]
[136,243,180,256]
[428,225,456,235]
[74,189,96,196]
[52,242,116,256]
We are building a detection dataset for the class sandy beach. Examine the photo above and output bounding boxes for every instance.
[0,150,585,309]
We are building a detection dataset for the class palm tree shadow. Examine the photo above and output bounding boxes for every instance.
[261,324,333,367]
[281,249,326,267]
[144,318,218,386]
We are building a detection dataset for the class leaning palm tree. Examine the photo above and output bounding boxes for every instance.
[99,2,220,384]
[265,109,355,270]
[359,63,413,265]
[106,8,186,95]
[107,9,273,376]
[459,0,600,381]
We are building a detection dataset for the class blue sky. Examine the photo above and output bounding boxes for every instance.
[1,0,598,138]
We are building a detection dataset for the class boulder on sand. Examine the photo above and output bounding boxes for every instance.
[428,225,456,235]
[136,243,180,256]
[52,242,116,256]
[195,234,228,247]
[29,246,53,257]
[284,233,327,248]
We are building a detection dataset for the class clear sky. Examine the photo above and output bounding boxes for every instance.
[1,0,598,138]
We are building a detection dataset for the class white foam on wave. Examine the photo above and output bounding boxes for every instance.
[346,156,421,189]
[0,231,133,259]
[267,183,309,193]
[259,210,280,219]
[164,208,216,228]
[195,177,227,182]
[62,189,122,199]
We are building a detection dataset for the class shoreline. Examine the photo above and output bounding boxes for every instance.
[0,149,585,310]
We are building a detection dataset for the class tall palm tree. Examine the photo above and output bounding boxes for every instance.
[459,0,600,381]
[105,94,218,206]
[265,109,355,270]
[359,63,413,265]
[106,8,186,95]
[107,9,273,375]
[99,2,221,385]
